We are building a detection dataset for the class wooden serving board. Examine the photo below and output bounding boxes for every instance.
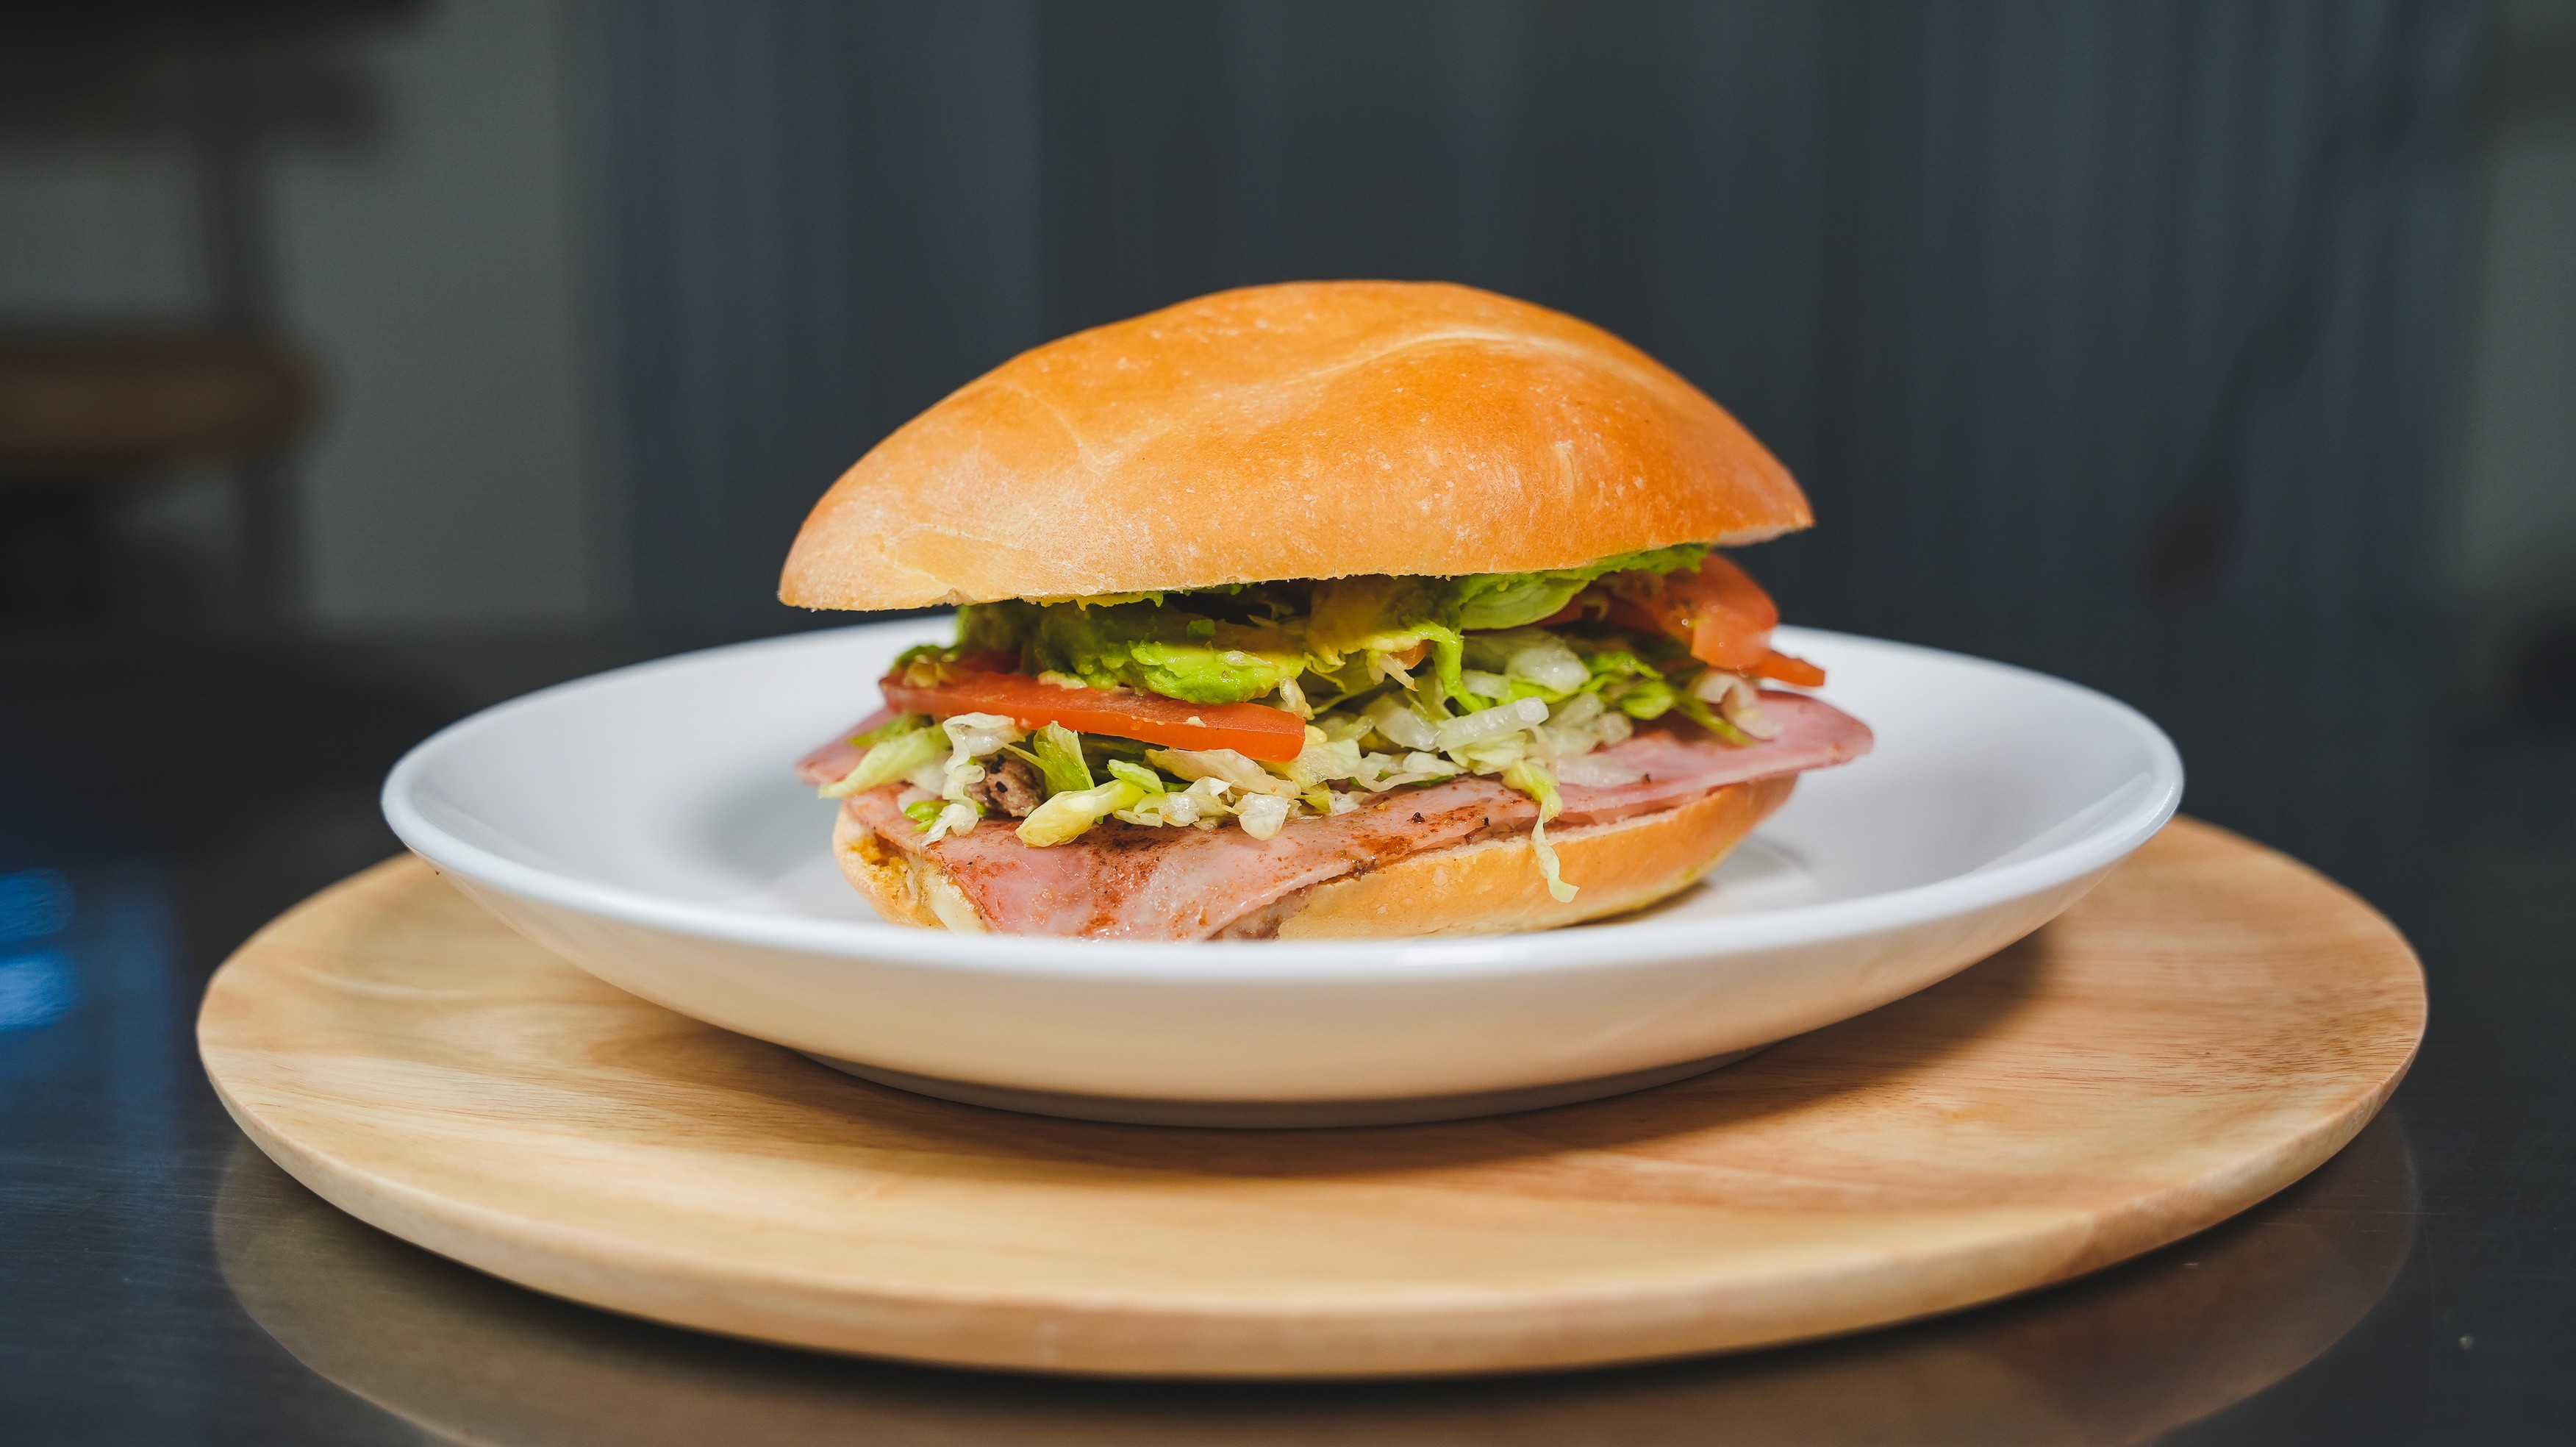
[198,819,2424,1379]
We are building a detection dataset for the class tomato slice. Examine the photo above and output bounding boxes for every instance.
[1603,594,1675,640]
[1606,554,1783,671]
[1664,553,1778,669]
[1749,649,1826,687]
[880,668,1309,762]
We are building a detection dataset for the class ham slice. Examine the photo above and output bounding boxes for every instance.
[830,693,1871,939]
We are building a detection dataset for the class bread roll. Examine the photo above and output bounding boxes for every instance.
[782,281,1808,611]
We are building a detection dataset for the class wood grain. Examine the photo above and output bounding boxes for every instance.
[212,1119,2419,1443]
[196,818,2425,1379]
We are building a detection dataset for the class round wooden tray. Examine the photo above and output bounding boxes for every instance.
[197,818,2424,1379]
[211,1120,2418,1443]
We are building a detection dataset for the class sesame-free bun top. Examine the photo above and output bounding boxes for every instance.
[781,281,1810,611]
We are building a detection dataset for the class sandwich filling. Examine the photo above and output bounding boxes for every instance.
[802,547,1866,915]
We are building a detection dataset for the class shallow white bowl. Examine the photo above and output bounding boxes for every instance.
[383,621,2180,1126]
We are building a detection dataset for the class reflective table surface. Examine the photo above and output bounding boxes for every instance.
[4,634,2572,1444]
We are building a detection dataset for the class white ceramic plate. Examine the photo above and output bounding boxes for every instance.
[384,621,2181,1126]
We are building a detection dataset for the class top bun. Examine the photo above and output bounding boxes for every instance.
[781,281,1809,611]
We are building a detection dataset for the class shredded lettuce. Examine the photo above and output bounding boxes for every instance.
[1007,722,1094,796]
[1015,779,1145,846]
[1359,693,1439,751]
[1459,630,1589,697]
[820,722,944,798]
[859,712,1024,839]
[1118,775,1239,827]
[1696,670,1783,740]
[1102,759,1216,828]
[1500,760,1576,902]
[888,546,1780,905]
[1146,746,1299,798]
[1435,696,1549,751]
[1674,690,1757,746]
[1610,675,1678,719]
[852,712,925,747]
[1236,793,1293,840]
[1104,759,1167,794]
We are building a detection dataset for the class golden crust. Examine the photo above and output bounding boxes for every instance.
[781,282,1809,611]
[831,809,945,929]
[832,775,1795,940]
[1275,775,1794,937]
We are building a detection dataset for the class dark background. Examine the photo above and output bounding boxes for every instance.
[4,2,2573,1441]
[601,0,2497,923]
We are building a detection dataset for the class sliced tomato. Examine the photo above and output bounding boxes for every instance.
[1606,554,1782,671]
[880,668,1309,762]
[1603,594,1677,640]
[1749,649,1826,687]
[1664,553,1778,668]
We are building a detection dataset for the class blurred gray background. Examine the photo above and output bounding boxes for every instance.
[1,0,2571,929]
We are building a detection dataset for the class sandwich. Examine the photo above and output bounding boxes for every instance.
[784,281,1871,940]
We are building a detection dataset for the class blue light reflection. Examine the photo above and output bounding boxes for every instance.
[0,950,77,1032]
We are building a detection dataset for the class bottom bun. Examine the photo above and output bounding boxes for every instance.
[834,774,1796,940]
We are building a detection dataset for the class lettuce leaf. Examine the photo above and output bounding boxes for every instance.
[819,721,944,798]
[1014,779,1144,846]
[1445,544,1709,631]
[1006,721,1094,796]
[1675,690,1757,746]
[1500,760,1577,902]
[1104,758,1169,794]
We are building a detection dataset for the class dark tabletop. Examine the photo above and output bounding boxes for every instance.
[4,632,2572,1446]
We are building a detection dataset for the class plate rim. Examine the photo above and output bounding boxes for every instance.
[382,621,2184,982]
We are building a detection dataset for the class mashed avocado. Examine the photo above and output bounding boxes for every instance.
[1023,601,1308,705]
[954,546,1710,710]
